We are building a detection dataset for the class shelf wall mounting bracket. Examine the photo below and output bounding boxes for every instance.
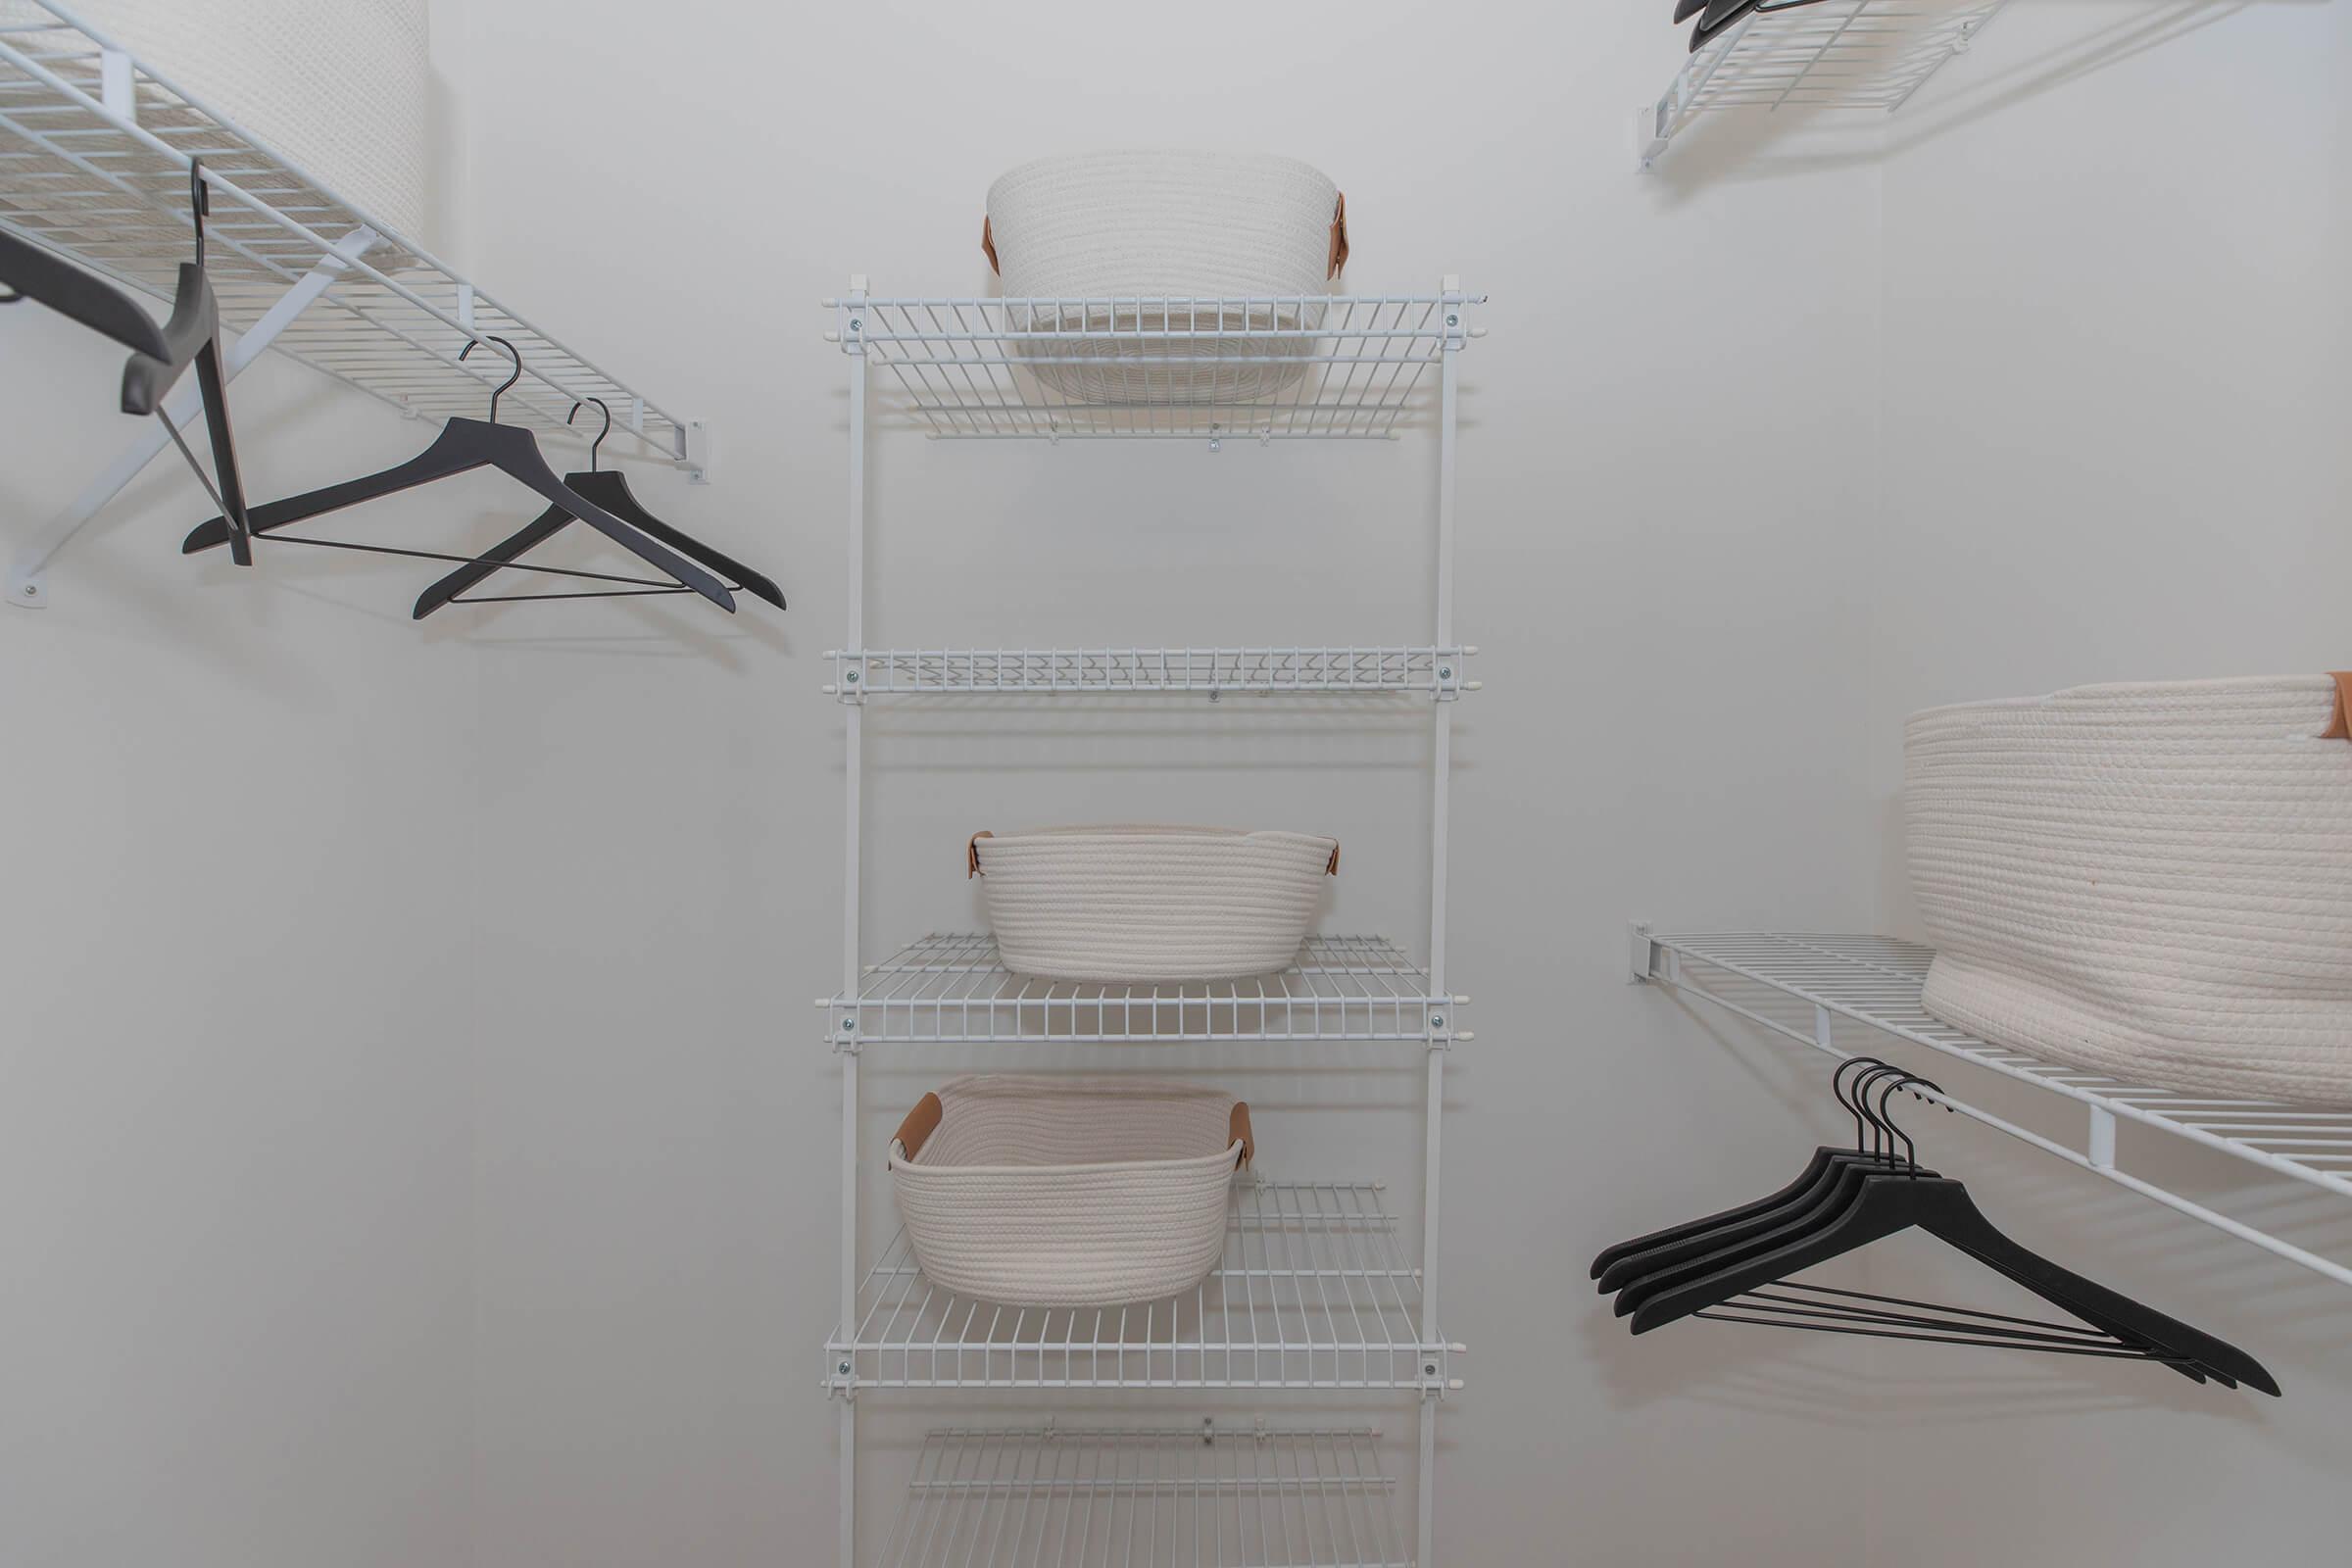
[8,223,382,609]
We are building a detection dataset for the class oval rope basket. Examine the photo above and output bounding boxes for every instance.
[889,1076,1253,1308]
[984,151,1347,407]
[970,824,1340,983]
[1907,673,2352,1104]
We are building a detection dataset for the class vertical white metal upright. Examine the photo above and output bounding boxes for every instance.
[1417,274,1466,1568]
[835,274,868,1568]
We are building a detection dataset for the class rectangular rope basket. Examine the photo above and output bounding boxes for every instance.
[888,1075,1252,1308]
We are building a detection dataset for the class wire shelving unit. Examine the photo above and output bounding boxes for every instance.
[1640,0,2011,171]
[830,1181,1460,1394]
[0,2,702,607]
[1632,928,2352,1290]
[826,647,1480,700]
[823,935,1465,1048]
[827,272,1479,1566]
[877,1424,1412,1568]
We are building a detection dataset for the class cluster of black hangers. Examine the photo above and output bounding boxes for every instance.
[1675,0,1836,52]
[0,159,780,621]
[1592,1057,2279,1395]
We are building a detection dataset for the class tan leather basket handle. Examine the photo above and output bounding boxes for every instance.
[1230,1102,1255,1168]
[1325,841,1341,876]
[967,830,994,878]
[1327,192,1348,278]
[894,1092,945,1161]
[2324,673,2352,740]
[982,216,999,274]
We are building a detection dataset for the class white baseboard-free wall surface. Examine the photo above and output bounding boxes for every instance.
[0,2,2341,1564]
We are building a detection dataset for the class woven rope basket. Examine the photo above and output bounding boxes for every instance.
[1,0,434,247]
[889,1076,1252,1308]
[970,824,1339,983]
[1906,673,2352,1104]
[983,151,1346,407]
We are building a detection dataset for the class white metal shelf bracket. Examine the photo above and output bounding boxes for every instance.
[9,224,381,608]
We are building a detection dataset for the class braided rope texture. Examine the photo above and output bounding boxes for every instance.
[975,825,1338,983]
[986,151,1340,406]
[1907,675,2352,1104]
[891,1076,1245,1308]
[2,0,433,241]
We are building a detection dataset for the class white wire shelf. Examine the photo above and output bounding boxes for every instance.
[0,5,690,463]
[822,935,1467,1047]
[826,289,1482,441]
[1635,929,2352,1289]
[877,1424,1413,1568]
[1641,0,2010,170]
[829,1179,1460,1393]
[825,647,1480,701]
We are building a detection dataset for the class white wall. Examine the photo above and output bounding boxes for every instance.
[0,314,479,1563]
[1866,2,2352,1562]
[2,2,2342,1565]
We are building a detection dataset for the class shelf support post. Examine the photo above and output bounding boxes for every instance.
[2088,1104,2117,1170]
[1414,272,1465,1568]
[9,223,382,609]
[835,274,869,1568]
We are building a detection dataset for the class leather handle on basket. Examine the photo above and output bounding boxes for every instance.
[982,216,999,275]
[894,1092,944,1161]
[1231,1102,1255,1168]
[967,830,993,878]
[1325,842,1341,876]
[1328,193,1349,278]
[2323,673,2352,740]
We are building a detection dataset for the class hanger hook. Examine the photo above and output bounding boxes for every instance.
[1850,1063,1906,1160]
[188,157,208,269]
[1832,1057,1886,1152]
[568,397,612,471]
[460,334,522,424]
[1873,1071,1945,1175]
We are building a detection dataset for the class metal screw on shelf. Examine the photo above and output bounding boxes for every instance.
[837,1361,852,1376]
[1438,666,1452,680]
[1424,1362,1439,1376]
[1430,1014,1446,1030]
[844,670,859,683]
[1446,314,1459,326]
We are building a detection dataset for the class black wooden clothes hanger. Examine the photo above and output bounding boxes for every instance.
[1593,1064,2278,1393]
[181,335,737,613]
[1,160,253,563]
[410,397,783,619]
[1602,1066,2229,1388]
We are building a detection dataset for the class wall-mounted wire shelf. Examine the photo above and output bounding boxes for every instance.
[826,647,1481,701]
[877,1423,1412,1568]
[1,4,699,604]
[823,935,1467,1047]
[829,1180,1460,1394]
[824,289,1483,441]
[1641,0,2010,170]
[1634,929,2352,1290]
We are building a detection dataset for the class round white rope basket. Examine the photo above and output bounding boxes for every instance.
[1906,673,2352,1105]
[889,1076,1252,1309]
[983,151,1347,407]
[969,824,1340,984]
[3,0,434,249]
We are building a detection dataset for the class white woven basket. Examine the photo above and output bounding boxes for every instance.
[1906,673,2352,1104]
[983,151,1347,406]
[970,824,1339,983]
[889,1076,1252,1308]
[4,0,433,245]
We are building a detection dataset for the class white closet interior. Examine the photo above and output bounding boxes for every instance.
[2,2,2345,1565]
